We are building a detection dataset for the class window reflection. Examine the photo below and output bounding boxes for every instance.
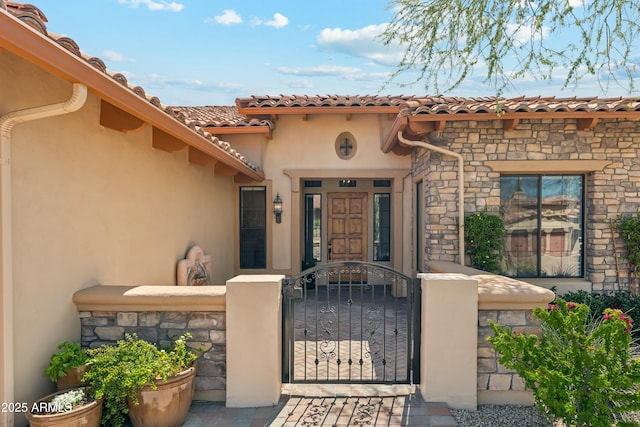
[500,175,583,278]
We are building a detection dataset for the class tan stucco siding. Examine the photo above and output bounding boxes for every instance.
[231,114,412,273]
[2,51,235,417]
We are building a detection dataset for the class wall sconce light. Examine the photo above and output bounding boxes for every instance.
[273,193,283,224]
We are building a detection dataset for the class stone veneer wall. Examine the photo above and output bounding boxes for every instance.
[477,309,540,399]
[413,118,640,291]
[79,310,225,396]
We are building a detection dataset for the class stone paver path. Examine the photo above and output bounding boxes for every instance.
[176,385,457,426]
[288,285,412,383]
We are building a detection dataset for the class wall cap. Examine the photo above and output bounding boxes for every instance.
[73,284,226,312]
[426,261,555,310]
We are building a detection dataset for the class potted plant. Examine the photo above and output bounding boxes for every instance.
[26,387,103,427]
[44,341,90,391]
[83,333,198,427]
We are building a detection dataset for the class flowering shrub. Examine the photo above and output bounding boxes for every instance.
[488,299,640,427]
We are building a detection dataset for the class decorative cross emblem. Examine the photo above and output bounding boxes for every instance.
[339,138,353,156]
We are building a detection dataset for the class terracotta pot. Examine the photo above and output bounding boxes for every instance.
[26,388,102,427]
[56,363,90,391]
[127,366,196,427]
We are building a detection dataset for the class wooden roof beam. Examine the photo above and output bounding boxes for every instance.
[188,146,216,166]
[100,100,146,132]
[433,120,446,132]
[503,118,519,131]
[577,117,598,130]
[214,163,238,177]
[152,127,187,152]
[407,121,435,135]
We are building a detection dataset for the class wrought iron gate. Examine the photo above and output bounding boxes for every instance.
[282,262,421,384]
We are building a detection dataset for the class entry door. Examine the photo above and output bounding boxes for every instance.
[328,192,367,264]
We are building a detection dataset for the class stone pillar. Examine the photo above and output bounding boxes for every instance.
[419,273,478,410]
[226,275,284,407]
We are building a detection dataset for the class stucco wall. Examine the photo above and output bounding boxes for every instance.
[227,114,412,274]
[413,118,640,292]
[1,51,235,418]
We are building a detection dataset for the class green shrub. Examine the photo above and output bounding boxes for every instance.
[44,341,89,382]
[83,333,197,426]
[489,299,640,426]
[557,290,640,340]
[464,211,506,274]
[617,212,640,293]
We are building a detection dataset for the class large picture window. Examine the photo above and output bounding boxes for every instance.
[500,175,584,278]
[239,186,266,269]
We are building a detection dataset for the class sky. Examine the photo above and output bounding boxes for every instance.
[29,0,639,107]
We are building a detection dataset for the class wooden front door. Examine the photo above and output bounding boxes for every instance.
[328,192,367,265]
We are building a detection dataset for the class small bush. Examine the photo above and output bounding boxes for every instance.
[84,333,197,426]
[489,299,640,426]
[464,211,506,274]
[558,290,640,340]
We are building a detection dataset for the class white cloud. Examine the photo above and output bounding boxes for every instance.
[278,65,362,77]
[316,24,403,66]
[286,79,314,89]
[568,0,588,7]
[117,0,183,12]
[252,13,289,29]
[102,50,133,62]
[506,22,550,44]
[265,13,289,29]
[209,9,242,25]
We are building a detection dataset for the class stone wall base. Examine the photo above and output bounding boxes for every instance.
[478,390,534,406]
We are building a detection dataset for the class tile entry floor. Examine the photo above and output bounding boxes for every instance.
[176,385,457,427]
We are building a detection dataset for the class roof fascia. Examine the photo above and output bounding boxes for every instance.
[0,10,264,182]
[203,126,271,137]
[237,106,401,118]
[408,110,640,122]
[383,109,640,152]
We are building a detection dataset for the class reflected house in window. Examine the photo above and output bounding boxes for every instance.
[501,176,583,278]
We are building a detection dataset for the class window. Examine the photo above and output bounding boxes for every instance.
[304,194,322,266]
[500,175,584,278]
[239,187,266,269]
[374,193,391,261]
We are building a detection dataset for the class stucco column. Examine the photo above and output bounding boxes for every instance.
[419,273,478,410]
[226,274,284,407]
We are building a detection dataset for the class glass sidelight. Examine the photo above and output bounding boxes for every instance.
[303,194,321,267]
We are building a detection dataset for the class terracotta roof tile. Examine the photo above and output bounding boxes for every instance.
[235,94,640,119]
[236,94,414,109]
[170,106,273,130]
[403,95,640,117]
[4,1,258,172]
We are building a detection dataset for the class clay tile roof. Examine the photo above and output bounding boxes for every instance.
[170,106,274,130]
[403,95,640,117]
[3,1,259,173]
[236,94,414,109]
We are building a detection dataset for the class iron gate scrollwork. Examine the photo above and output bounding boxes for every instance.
[282,262,421,384]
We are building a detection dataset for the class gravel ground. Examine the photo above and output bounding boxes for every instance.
[451,405,552,427]
[452,405,640,427]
